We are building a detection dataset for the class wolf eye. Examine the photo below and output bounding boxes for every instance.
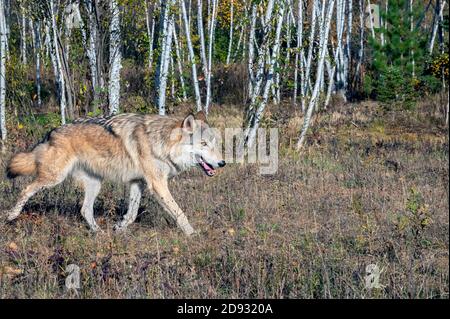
[201,141,207,146]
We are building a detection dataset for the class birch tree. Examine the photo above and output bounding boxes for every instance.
[180,0,202,111]
[297,0,335,149]
[145,0,156,71]
[108,0,122,115]
[20,2,27,65]
[83,0,105,105]
[33,20,41,107]
[204,0,218,113]
[0,0,7,141]
[243,0,284,147]
[246,1,285,148]
[155,0,174,115]
[49,0,67,125]
[226,0,234,65]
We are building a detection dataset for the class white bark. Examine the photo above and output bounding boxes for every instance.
[428,0,446,54]
[304,0,318,96]
[108,0,122,115]
[155,0,174,115]
[34,21,41,107]
[249,0,276,106]
[180,0,202,111]
[297,0,335,149]
[145,0,155,70]
[438,0,447,54]
[197,0,208,77]
[49,0,66,125]
[204,0,217,113]
[84,0,104,102]
[21,4,27,65]
[246,1,286,148]
[247,3,257,98]
[0,0,7,140]
[226,0,234,65]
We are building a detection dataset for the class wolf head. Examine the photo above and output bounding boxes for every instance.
[170,111,225,176]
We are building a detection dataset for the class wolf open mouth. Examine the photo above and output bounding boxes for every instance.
[196,155,216,177]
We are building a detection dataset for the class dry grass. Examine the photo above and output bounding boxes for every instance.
[0,101,448,299]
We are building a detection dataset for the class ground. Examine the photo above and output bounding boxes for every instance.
[0,101,448,298]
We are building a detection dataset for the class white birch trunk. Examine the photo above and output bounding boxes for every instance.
[304,0,318,96]
[49,0,66,125]
[246,1,285,148]
[204,0,217,113]
[250,0,276,106]
[226,0,234,65]
[21,4,27,65]
[428,0,446,54]
[108,0,122,115]
[247,3,257,99]
[197,0,208,77]
[145,0,155,70]
[180,0,202,111]
[297,0,335,149]
[293,0,303,106]
[155,0,174,115]
[34,21,41,107]
[0,0,7,140]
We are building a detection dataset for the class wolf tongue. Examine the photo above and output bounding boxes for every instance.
[201,161,215,175]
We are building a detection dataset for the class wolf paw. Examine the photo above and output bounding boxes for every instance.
[183,226,198,237]
[5,210,20,222]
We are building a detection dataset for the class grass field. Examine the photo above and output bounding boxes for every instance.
[0,101,448,298]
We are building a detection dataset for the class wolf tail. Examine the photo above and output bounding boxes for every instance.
[6,151,37,178]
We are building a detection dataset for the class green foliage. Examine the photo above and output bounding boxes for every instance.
[368,0,432,108]
[376,66,417,109]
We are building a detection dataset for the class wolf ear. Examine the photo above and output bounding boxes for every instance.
[182,114,196,133]
[195,110,207,122]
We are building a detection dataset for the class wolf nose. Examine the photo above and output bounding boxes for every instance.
[218,160,226,167]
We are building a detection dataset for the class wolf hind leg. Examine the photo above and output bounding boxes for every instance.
[114,181,143,232]
[7,176,67,221]
[73,171,102,232]
[7,144,75,221]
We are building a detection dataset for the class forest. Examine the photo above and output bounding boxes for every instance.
[0,0,448,299]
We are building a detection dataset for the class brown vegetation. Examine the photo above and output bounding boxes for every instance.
[0,100,448,298]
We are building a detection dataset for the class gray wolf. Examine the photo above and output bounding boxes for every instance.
[5,111,225,236]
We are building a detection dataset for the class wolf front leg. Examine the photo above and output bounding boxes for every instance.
[151,180,195,236]
[114,182,143,232]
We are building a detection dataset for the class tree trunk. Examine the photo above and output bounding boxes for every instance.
[246,1,286,148]
[33,21,41,107]
[49,0,67,125]
[297,0,335,149]
[145,0,155,71]
[226,0,234,65]
[180,0,202,111]
[155,0,174,115]
[108,0,122,115]
[0,0,7,141]
[20,3,27,65]
[204,0,217,113]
